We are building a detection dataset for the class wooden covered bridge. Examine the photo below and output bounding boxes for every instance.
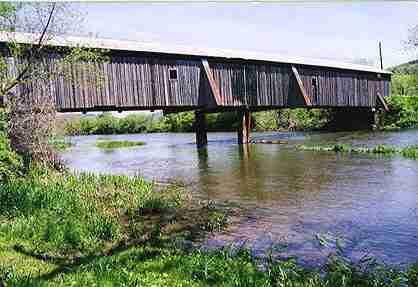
[0,32,391,146]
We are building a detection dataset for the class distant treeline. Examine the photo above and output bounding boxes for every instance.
[60,86,418,136]
[390,59,417,97]
[60,109,331,136]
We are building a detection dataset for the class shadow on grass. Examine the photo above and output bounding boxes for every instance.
[13,237,152,283]
[9,204,236,285]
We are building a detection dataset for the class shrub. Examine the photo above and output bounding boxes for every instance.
[254,109,330,131]
[380,95,418,129]
[119,114,148,133]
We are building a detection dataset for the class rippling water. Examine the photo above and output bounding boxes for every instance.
[61,130,418,266]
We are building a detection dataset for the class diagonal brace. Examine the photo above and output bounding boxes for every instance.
[291,65,312,106]
[201,58,222,105]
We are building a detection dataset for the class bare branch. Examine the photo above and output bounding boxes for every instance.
[0,3,56,97]
[36,2,55,49]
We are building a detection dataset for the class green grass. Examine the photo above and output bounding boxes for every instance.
[96,140,145,149]
[1,237,418,286]
[298,143,418,161]
[0,168,154,254]
[401,145,418,160]
[2,167,418,285]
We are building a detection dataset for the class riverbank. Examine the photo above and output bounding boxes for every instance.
[2,167,418,286]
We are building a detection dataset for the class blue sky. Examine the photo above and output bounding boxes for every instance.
[79,2,417,68]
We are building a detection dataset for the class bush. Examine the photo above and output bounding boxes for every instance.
[380,95,418,129]
[254,109,330,131]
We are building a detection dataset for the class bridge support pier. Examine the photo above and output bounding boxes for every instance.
[237,110,251,144]
[195,111,208,148]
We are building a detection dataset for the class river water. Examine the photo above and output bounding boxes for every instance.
[61,130,418,266]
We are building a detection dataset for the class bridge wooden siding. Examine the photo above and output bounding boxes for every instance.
[41,52,390,112]
[5,49,390,112]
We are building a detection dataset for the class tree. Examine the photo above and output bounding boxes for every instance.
[391,73,417,96]
[0,3,106,168]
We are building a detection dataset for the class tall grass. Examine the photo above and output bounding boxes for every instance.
[0,168,183,255]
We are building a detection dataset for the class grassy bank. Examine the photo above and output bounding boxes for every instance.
[96,140,145,149]
[1,167,418,287]
[1,169,418,286]
[299,143,418,160]
[0,166,236,286]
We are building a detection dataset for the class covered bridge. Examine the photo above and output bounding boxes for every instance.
[0,32,391,145]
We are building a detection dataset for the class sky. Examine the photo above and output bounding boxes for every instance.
[78,1,418,69]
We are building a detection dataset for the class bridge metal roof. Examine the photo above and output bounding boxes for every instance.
[0,31,391,74]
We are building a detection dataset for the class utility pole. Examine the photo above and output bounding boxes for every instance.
[379,41,383,70]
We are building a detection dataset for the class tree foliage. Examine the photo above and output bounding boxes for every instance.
[391,73,417,96]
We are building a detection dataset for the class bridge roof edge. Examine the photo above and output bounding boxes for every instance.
[0,32,391,75]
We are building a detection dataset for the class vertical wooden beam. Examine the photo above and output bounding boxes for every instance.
[195,110,208,148]
[291,66,312,106]
[237,110,251,144]
[201,58,222,105]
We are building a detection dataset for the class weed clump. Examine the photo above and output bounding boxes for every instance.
[96,140,145,149]
[299,143,417,160]
[401,145,418,160]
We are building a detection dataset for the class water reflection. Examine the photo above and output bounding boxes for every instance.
[62,130,418,266]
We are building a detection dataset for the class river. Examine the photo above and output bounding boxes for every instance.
[61,130,418,266]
